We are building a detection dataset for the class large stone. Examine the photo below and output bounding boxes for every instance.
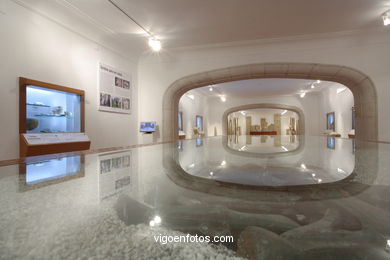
[237,226,298,260]
[296,246,390,260]
[281,208,383,250]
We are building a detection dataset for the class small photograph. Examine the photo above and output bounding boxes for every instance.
[100,93,111,107]
[111,157,122,169]
[122,155,131,168]
[115,77,123,88]
[122,98,131,110]
[111,96,122,108]
[123,80,130,89]
[100,159,111,174]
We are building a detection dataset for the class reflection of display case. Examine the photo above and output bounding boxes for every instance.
[19,77,90,157]
[19,155,85,191]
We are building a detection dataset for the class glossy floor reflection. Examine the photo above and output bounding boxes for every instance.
[180,136,354,186]
[227,135,300,154]
[0,137,389,259]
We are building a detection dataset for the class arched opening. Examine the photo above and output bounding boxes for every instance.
[163,63,377,142]
[162,62,378,192]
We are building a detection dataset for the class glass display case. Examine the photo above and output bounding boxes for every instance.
[19,77,89,157]
[26,85,81,133]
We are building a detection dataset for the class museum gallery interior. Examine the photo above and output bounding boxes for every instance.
[1,0,390,259]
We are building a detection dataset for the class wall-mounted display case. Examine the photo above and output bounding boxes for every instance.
[19,77,90,157]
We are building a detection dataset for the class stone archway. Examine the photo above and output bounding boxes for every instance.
[162,62,377,141]
[221,103,305,136]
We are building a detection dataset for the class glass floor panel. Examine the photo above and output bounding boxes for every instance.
[0,136,389,259]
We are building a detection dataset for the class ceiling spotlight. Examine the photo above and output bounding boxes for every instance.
[383,10,390,26]
[240,111,246,115]
[300,92,306,98]
[311,84,315,89]
[316,80,321,84]
[209,86,214,91]
[300,163,307,170]
[220,96,226,102]
[209,171,214,176]
[187,94,195,100]
[148,38,162,52]
[220,160,226,166]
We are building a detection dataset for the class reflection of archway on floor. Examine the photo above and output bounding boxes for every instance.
[221,103,305,136]
[162,62,377,142]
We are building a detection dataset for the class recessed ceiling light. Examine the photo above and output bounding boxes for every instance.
[209,86,213,91]
[311,84,315,89]
[383,10,390,26]
[187,94,195,100]
[316,80,321,84]
[300,92,306,98]
[220,96,226,102]
[148,38,162,52]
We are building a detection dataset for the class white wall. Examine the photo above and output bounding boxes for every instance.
[319,85,354,138]
[178,92,207,139]
[138,29,390,143]
[0,1,138,160]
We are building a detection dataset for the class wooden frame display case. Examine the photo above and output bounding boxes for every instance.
[19,77,90,157]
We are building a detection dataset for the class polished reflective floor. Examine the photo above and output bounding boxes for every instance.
[180,136,354,186]
[0,136,390,259]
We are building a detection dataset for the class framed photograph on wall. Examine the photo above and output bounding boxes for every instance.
[326,112,335,131]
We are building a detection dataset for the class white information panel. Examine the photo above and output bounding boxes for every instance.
[23,133,90,145]
[99,63,131,114]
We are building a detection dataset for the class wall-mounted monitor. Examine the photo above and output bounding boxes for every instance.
[140,122,156,132]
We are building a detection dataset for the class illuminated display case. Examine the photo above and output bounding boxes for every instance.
[26,85,81,133]
[19,77,90,157]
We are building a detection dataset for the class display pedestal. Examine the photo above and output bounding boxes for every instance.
[142,132,155,144]
[20,133,90,157]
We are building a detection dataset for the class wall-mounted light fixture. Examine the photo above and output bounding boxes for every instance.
[108,0,162,52]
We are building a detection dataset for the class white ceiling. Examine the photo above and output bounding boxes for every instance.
[14,0,389,55]
[192,78,344,99]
